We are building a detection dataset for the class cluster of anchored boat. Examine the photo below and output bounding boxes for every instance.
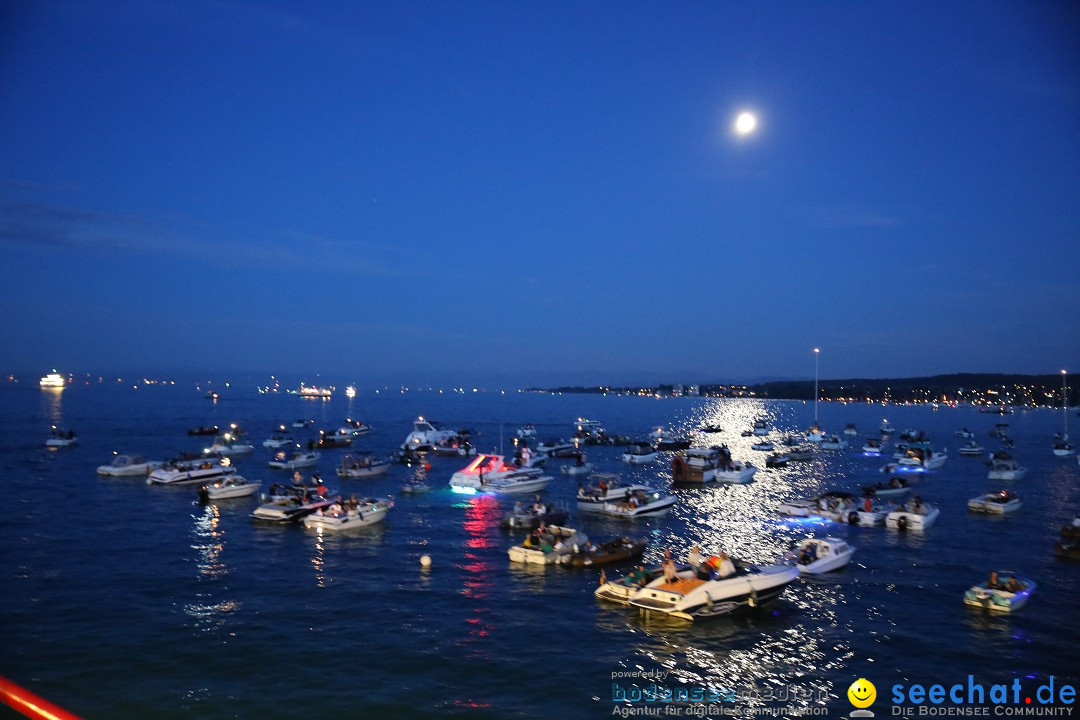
[87,418,395,531]
[71,407,1078,614]
[770,417,1079,612]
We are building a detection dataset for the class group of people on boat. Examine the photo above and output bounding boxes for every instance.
[986,571,1024,593]
[314,496,370,516]
[577,478,610,500]
[903,495,928,514]
[291,471,328,493]
[513,495,549,517]
[618,490,648,510]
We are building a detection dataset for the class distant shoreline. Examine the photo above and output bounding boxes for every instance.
[528,373,1076,408]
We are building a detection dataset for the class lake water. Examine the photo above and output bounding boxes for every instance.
[2,384,1078,719]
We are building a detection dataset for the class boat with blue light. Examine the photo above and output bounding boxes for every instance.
[963,572,1035,612]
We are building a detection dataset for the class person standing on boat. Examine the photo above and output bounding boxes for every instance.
[662,548,678,583]
[688,546,703,571]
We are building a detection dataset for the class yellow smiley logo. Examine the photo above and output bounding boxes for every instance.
[848,678,876,709]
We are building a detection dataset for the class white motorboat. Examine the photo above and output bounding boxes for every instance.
[315,429,354,448]
[536,439,577,457]
[861,477,911,498]
[448,454,549,494]
[251,485,335,523]
[714,460,757,484]
[671,447,722,483]
[899,428,927,443]
[400,480,430,494]
[786,445,814,461]
[302,497,393,531]
[963,573,1036,613]
[862,438,885,455]
[819,435,849,450]
[560,451,593,475]
[198,475,259,500]
[897,443,947,469]
[573,418,606,442]
[648,426,672,442]
[764,452,790,468]
[97,454,161,477]
[804,422,825,444]
[262,432,294,449]
[39,372,66,388]
[148,455,236,485]
[431,434,477,457]
[576,475,652,512]
[750,440,775,451]
[336,452,390,479]
[268,451,321,470]
[885,499,940,531]
[957,441,985,456]
[598,489,677,519]
[751,419,770,437]
[843,423,858,437]
[849,498,897,526]
[622,442,658,464]
[628,560,799,621]
[482,474,552,495]
[778,491,857,520]
[502,500,570,530]
[402,416,458,451]
[338,419,372,436]
[516,423,537,439]
[788,538,855,574]
[955,428,974,439]
[292,419,315,428]
[987,460,1027,481]
[45,427,77,447]
[508,525,584,564]
[968,490,1022,514]
[596,563,690,604]
[1053,440,1074,457]
[205,433,255,456]
[880,420,895,434]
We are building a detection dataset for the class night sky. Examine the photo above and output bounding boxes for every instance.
[1,1,1078,386]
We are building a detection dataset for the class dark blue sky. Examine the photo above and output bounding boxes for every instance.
[2,1,1078,386]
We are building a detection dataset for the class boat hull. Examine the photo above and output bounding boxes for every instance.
[629,565,798,621]
[885,508,940,530]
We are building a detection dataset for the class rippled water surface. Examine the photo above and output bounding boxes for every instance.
[2,386,1078,718]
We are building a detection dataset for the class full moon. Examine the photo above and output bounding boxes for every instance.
[734,111,757,135]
